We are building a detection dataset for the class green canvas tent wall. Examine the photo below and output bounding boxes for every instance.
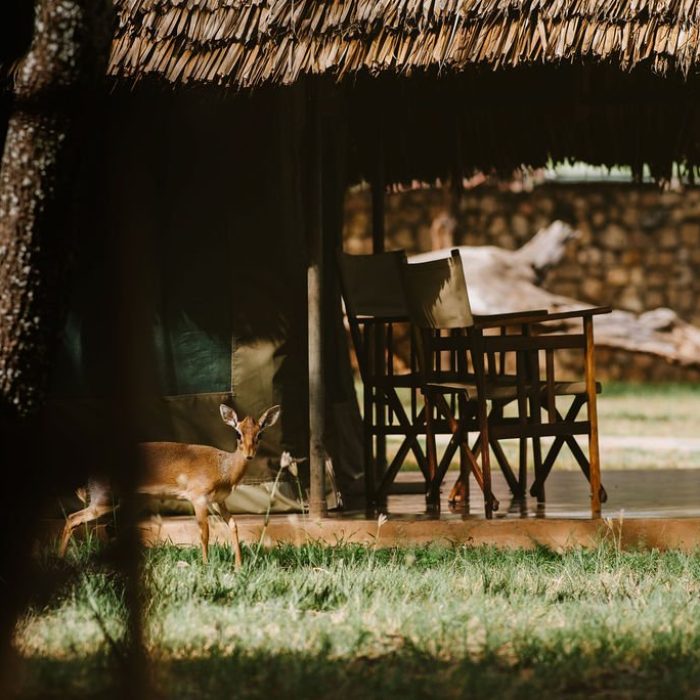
[45,84,361,510]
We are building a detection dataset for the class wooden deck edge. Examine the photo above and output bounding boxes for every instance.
[41,516,700,552]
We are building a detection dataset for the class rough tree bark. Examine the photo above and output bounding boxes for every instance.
[0,1,114,692]
[0,0,112,417]
[413,221,700,368]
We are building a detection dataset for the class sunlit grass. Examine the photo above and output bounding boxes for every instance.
[15,541,700,698]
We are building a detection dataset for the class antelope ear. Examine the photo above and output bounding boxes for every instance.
[220,404,239,428]
[259,404,281,430]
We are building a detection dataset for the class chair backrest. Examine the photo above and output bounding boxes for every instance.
[401,249,474,330]
[337,250,408,320]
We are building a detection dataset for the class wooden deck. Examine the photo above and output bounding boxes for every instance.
[43,469,700,553]
[41,513,700,552]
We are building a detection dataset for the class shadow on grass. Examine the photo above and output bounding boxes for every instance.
[18,646,700,700]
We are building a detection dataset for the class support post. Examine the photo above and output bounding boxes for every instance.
[584,316,602,518]
[308,81,326,518]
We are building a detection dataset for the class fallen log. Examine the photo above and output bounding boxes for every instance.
[411,221,700,369]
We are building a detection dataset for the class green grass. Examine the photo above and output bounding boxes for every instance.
[14,541,700,698]
[597,383,700,439]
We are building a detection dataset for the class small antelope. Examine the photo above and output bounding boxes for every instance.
[59,404,281,567]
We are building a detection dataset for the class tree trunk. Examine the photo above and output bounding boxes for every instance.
[0,0,112,417]
[0,1,113,691]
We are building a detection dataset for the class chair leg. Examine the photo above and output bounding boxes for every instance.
[482,458,493,518]
[448,440,470,504]
[490,437,520,496]
[518,438,528,500]
[383,392,429,480]
[531,438,544,503]
[459,442,470,503]
[484,402,520,497]
[585,320,602,518]
[529,396,585,497]
[432,393,498,514]
[515,352,529,500]
[525,342,545,504]
[527,372,544,503]
[531,435,565,498]
[476,401,493,519]
[448,393,470,505]
[447,392,475,506]
[564,436,608,503]
[363,385,376,511]
[424,392,440,510]
[374,405,435,503]
[530,394,607,505]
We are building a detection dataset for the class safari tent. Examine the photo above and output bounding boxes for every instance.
[5,0,700,514]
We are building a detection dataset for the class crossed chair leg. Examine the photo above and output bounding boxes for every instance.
[447,400,521,505]
[424,393,499,516]
[446,394,607,509]
[529,396,608,504]
[367,388,599,515]
[364,386,427,508]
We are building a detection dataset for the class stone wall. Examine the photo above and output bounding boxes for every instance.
[343,183,700,381]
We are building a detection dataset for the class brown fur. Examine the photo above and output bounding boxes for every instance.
[58,404,281,566]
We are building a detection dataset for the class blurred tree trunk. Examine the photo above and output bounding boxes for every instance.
[0,0,113,692]
[0,0,112,416]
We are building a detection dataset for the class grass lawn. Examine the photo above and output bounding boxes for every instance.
[15,541,700,698]
[597,382,700,438]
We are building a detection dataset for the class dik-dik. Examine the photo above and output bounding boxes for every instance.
[59,404,281,566]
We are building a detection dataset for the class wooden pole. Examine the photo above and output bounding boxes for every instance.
[308,81,326,518]
[584,316,602,518]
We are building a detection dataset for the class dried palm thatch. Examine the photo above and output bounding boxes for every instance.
[110,0,700,88]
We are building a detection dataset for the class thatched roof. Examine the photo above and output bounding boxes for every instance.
[110,0,700,88]
[4,2,700,183]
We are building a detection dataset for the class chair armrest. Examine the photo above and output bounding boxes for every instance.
[472,309,548,323]
[355,314,410,325]
[473,311,552,329]
[534,306,612,323]
[473,306,611,329]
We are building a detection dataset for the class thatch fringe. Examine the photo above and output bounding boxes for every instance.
[109,0,700,87]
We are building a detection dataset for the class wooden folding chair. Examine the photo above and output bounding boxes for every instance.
[401,250,610,518]
[337,250,429,507]
[399,250,498,516]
